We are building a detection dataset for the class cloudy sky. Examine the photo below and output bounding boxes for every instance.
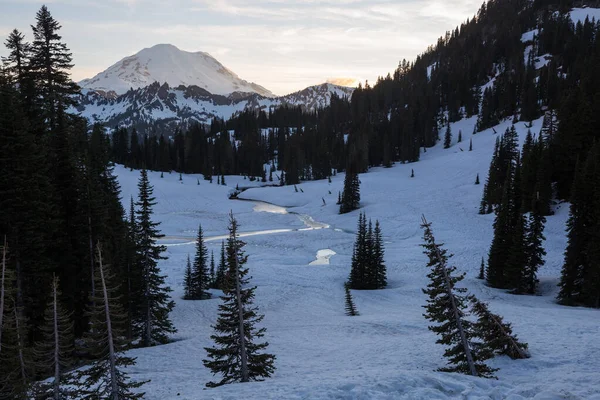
[0,0,482,95]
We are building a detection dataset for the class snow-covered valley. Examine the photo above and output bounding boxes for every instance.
[113,116,600,399]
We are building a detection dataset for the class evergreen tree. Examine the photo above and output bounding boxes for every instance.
[478,257,485,280]
[475,173,480,185]
[469,138,473,151]
[183,255,193,300]
[214,241,227,290]
[191,224,210,300]
[421,216,495,378]
[209,251,216,289]
[458,130,462,143]
[470,297,530,359]
[344,282,359,316]
[33,275,77,400]
[79,244,146,399]
[134,169,176,346]
[203,213,276,387]
[373,221,387,289]
[339,168,360,214]
[29,5,79,130]
[523,205,546,294]
[443,124,452,149]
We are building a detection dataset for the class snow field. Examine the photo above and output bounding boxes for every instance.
[114,114,599,399]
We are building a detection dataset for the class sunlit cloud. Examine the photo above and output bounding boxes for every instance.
[326,77,359,87]
[0,0,484,95]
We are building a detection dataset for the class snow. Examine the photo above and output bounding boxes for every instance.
[79,44,274,97]
[569,7,600,24]
[521,29,538,43]
[112,116,600,399]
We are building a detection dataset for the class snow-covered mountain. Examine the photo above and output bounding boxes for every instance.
[79,44,274,97]
[73,82,354,133]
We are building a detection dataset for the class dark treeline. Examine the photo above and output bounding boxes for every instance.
[0,6,174,398]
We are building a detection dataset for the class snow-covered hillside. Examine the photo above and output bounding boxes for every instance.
[79,44,274,97]
[73,82,354,132]
[112,116,600,399]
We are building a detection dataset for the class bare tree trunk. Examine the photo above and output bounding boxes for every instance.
[97,244,120,400]
[13,304,27,387]
[422,216,477,377]
[0,236,7,354]
[231,214,249,382]
[52,276,61,400]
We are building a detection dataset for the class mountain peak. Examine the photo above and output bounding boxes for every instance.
[79,44,274,97]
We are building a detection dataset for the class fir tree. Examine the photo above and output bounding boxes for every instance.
[191,224,210,300]
[203,213,276,387]
[79,244,146,399]
[421,216,495,378]
[475,173,480,185]
[339,168,360,214]
[33,275,77,400]
[478,257,485,280]
[443,124,452,149]
[373,221,387,289]
[214,241,227,290]
[134,169,176,346]
[469,138,473,151]
[470,297,530,359]
[344,282,359,316]
[523,205,546,294]
[210,251,216,289]
[183,255,193,300]
[29,5,79,130]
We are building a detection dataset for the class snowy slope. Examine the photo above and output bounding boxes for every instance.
[112,116,600,399]
[79,44,273,97]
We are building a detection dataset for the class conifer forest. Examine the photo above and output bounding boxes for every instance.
[1,0,600,398]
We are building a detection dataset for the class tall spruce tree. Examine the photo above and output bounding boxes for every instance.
[339,168,360,214]
[443,124,452,149]
[79,244,146,399]
[214,241,227,290]
[191,224,210,300]
[523,203,546,294]
[373,221,387,289]
[29,5,79,130]
[209,251,216,289]
[183,255,193,300]
[421,217,495,378]
[134,169,175,346]
[203,213,275,387]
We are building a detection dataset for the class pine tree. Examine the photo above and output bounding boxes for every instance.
[203,213,276,387]
[478,257,485,280]
[209,251,216,289]
[475,173,480,185]
[339,168,360,214]
[443,124,452,149]
[469,138,473,151]
[421,216,495,378]
[191,224,210,300]
[79,244,146,399]
[523,205,546,294]
[0,299,32,399]
[134,169,176,346]
[373,221,387,289]
[29,5,79,130]
[458,130,462,143]
[183,255,193,300]
[470,297,530,359]
[214,241,227,290]
[411,169,414,178]
[344,282,359,316]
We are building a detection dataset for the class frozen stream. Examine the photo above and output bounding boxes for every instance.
[159,199,337,247]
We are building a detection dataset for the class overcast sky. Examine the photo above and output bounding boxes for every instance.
[0,0,482,95]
